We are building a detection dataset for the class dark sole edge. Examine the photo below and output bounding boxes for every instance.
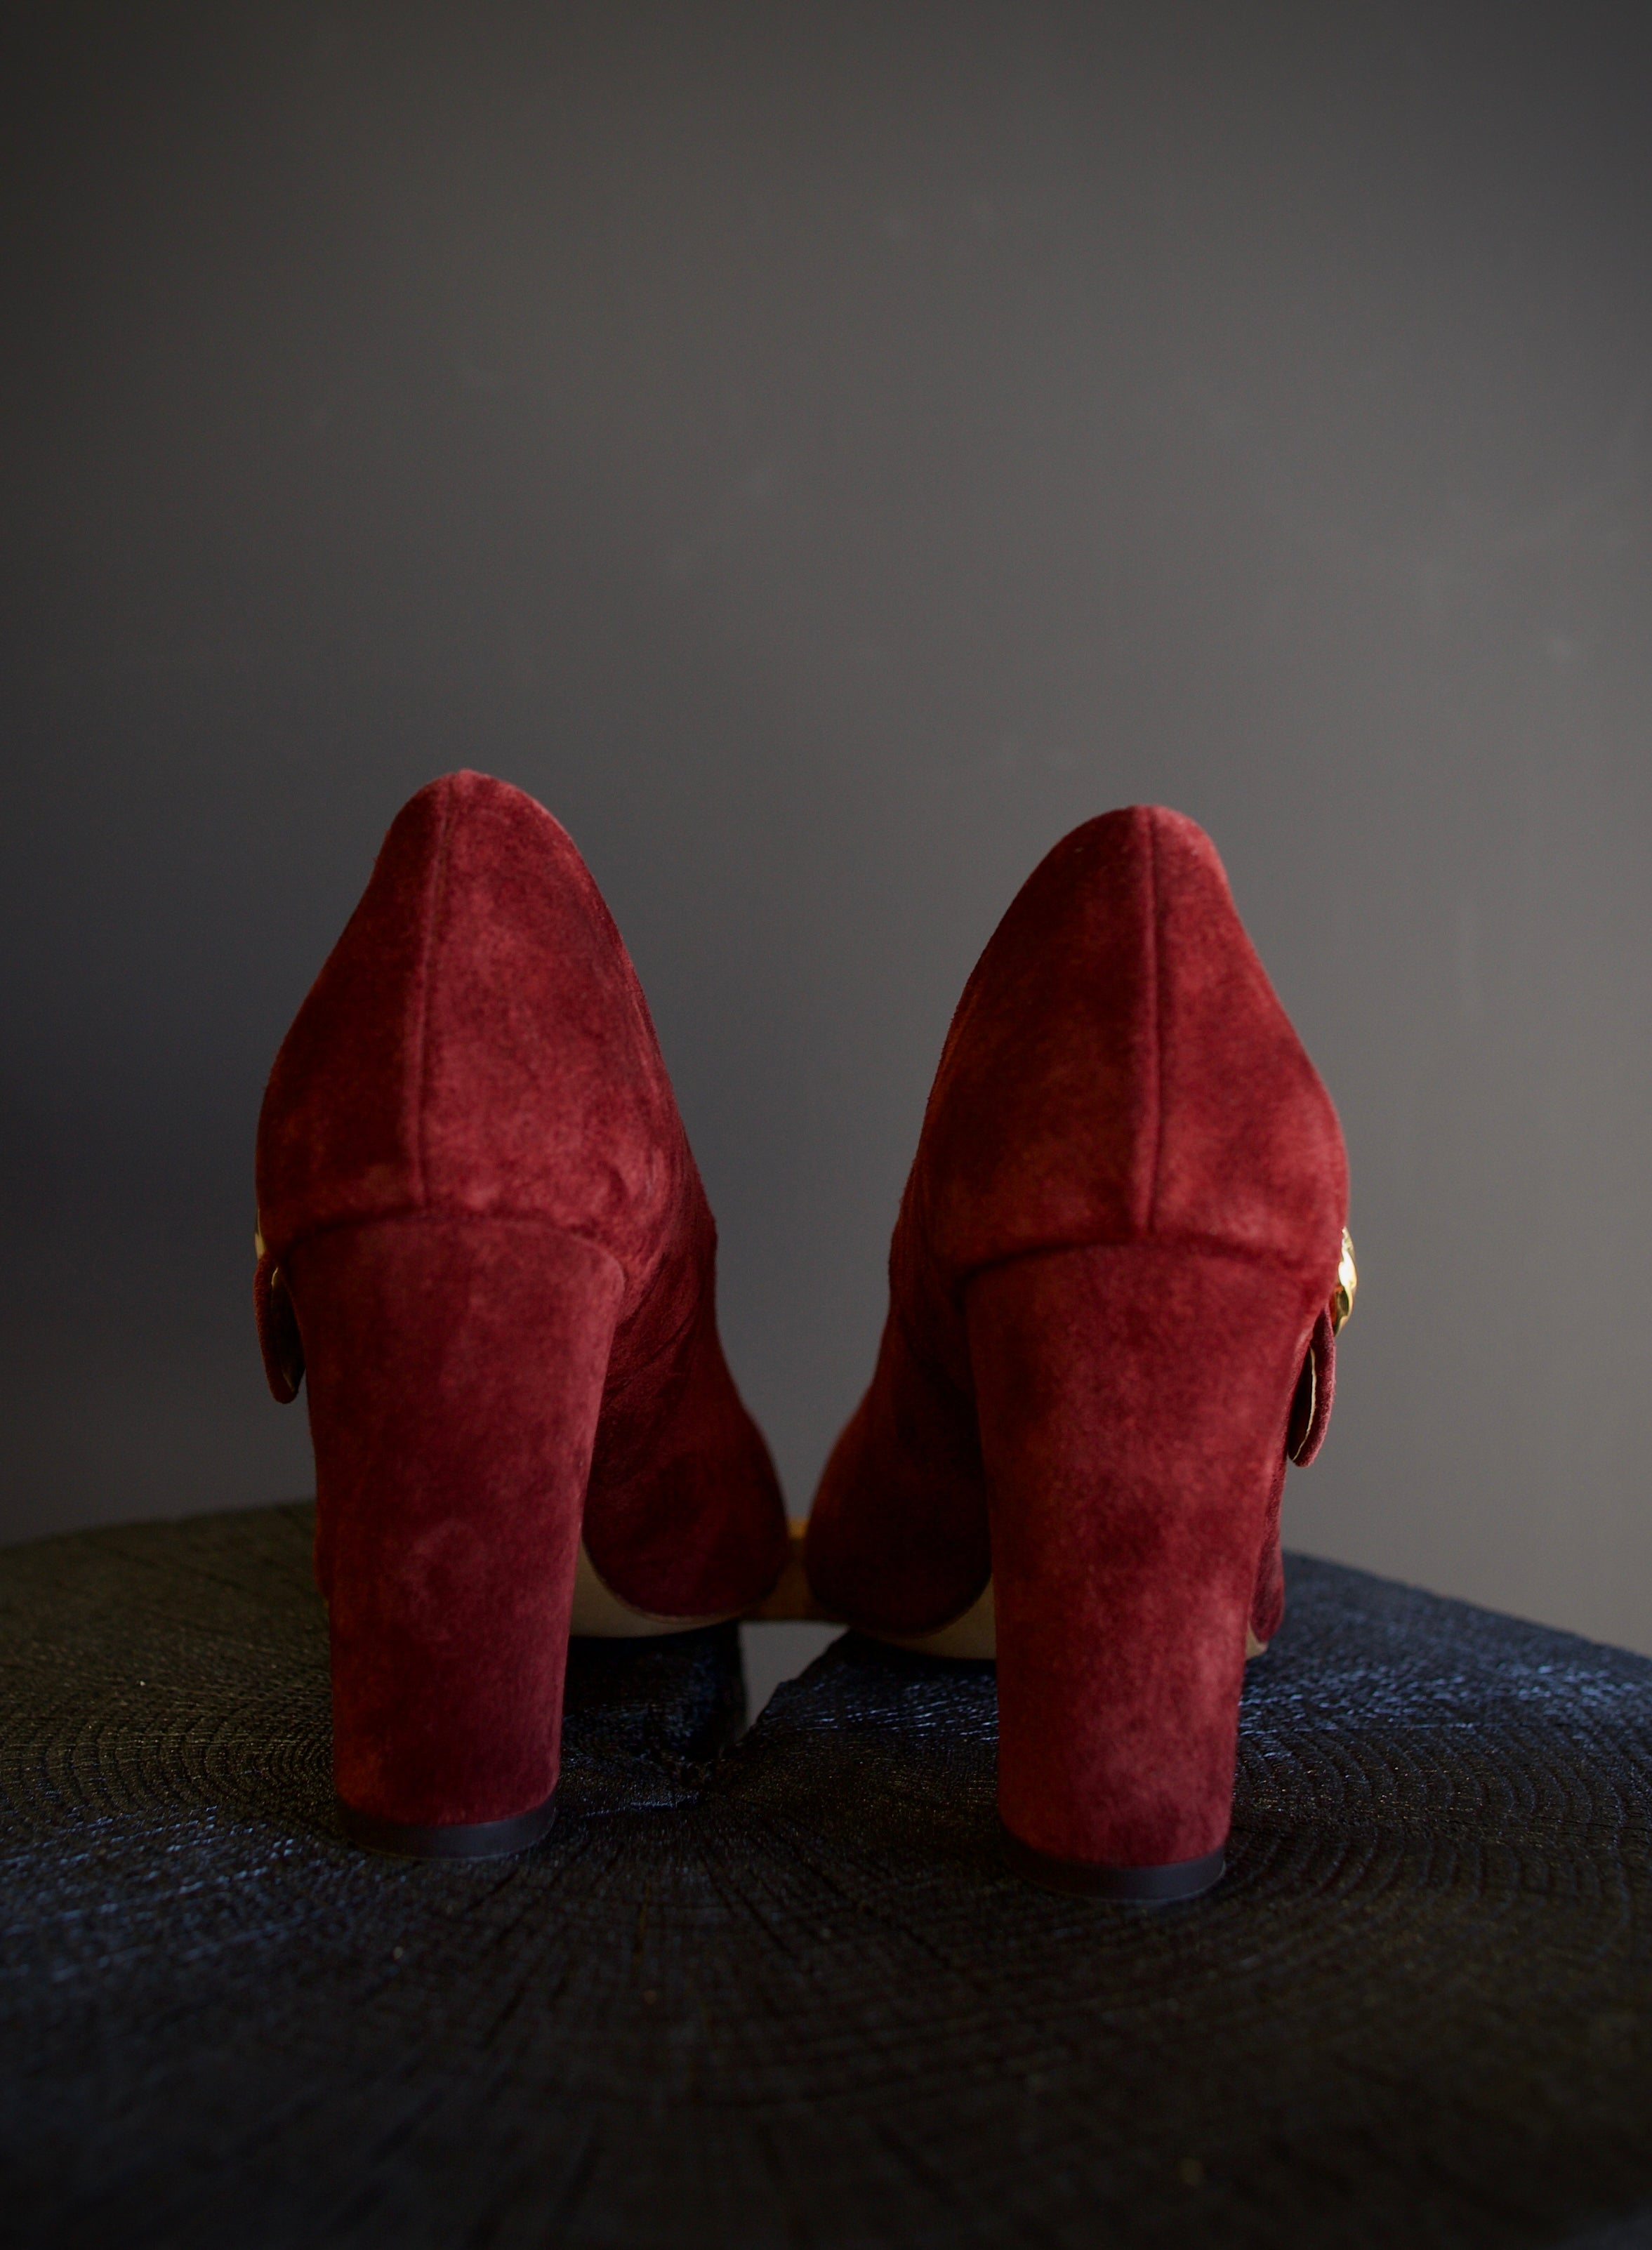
[337,1794,557,1861]
[1000,1824,1226,1903]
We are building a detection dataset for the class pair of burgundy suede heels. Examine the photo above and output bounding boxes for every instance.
[254,772,1354,1902]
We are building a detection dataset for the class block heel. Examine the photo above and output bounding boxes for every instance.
[291,1215,626,1855]
[967,1241,1317,1898]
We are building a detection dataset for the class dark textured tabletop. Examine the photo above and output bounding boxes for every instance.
[2,1503,1650,2249]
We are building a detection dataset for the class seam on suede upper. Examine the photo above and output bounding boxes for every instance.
[958,1230,1334,1289]
[275,1207,630,1296]
[1144,806,1165,1242]
[934,1230,1332,1324]
[411,774,458,1212]
[899,1229,1327,1401]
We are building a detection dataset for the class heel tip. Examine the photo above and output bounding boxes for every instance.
[337,1794,557,1860]
[1000,1824,1225,1903]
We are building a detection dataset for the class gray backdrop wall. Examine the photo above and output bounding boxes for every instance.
[4,1,1650,1653]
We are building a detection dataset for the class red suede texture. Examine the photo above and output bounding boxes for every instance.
[256,772,787,1827]
[1293,1309,1338,1469]
[296,1217,623,1828]
[584,1192,793,1608]
[974,1243,1311,1867]
[1248,1312,1335,1650]
[806,806,1348,1868]
[1248,1452,1290,1650]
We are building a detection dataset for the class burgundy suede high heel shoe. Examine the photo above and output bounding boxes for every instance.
[805,807,1354,1901]
[254,772,788,1858]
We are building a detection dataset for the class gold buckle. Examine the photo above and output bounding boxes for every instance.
[1331,1226,1357,1332]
